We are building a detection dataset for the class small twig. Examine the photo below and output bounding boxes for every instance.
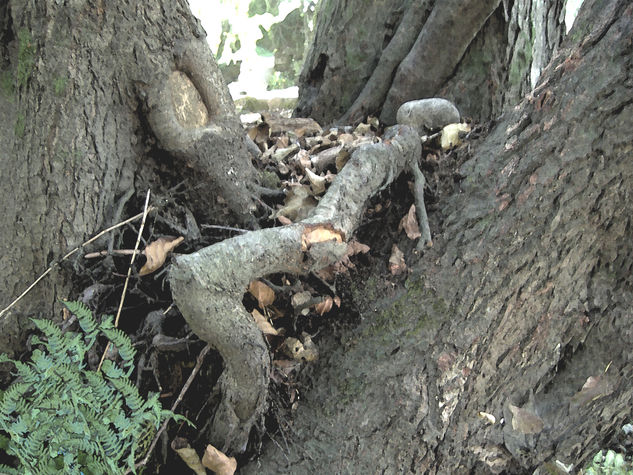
[0,206,156,321]
[133,343,212,473]
[98,190,152,372]
[201,224,249,234]
[411,161,433,249]
[84,249,140,259]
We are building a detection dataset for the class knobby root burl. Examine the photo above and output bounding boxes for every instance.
[169,125,431,453]
[142,38,261,227]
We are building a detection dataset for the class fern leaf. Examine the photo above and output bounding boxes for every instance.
[109,378,144,413]
[62,301,98,337]
[100,328,136,365]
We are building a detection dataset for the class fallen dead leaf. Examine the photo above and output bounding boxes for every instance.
[171,437,206,475]
[247,122,270,150]
[399,204,422,240]
[294,148,312,172]
[248,280,275,309]
[305,168,327,195]
[389,244,406,275]
[139,236,184,276]
[251,309,279,335]
[315,296,333,316]
[202,443,237,475]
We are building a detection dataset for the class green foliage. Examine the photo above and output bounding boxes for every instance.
[248,0,281,17]
[0,301,188,474]
[584,450,633,475]
[215,19,231,60]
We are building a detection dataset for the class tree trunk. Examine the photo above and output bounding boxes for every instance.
[245,0,633,472]
[296,0,566,126]
[0,0,259,356]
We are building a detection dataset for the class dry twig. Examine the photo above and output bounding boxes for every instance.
[132,343,212,473]
[97,190,152,372]
[0,206,156,320]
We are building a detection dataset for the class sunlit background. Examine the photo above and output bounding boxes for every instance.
[187,0,316,103]
[187,0,585,103]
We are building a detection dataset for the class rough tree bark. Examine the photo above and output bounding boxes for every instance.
[0,1,260,356]
[296,0,566,126]
[245,0,633,472]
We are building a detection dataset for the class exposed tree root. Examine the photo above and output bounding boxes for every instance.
[169,125,426,453]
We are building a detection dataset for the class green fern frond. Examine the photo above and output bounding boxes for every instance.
[0,301,189,473]
[108,377,144,413]
[0,382,30,417]
[31,318,66,355]
[0,464,21,475]
[100,327,136,366]
[62,300,97,336]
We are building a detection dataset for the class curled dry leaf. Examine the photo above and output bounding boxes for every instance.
[399,204,422,240]
[202,443,237,475]
[171,437,206,475]
[315,296,333,316]
[139,236,184,276]
[251,309,278,335]
[248,280,275,309]
[389,244,406,276]
[305,168,328,195]
[294,148,312,172]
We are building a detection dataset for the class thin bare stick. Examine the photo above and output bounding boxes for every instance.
[98,190,152,372]
[84,249,140,259]
[201,224,249,233]
[62,206,156,260]
[0,206,156,321]
[133,343,212,472]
